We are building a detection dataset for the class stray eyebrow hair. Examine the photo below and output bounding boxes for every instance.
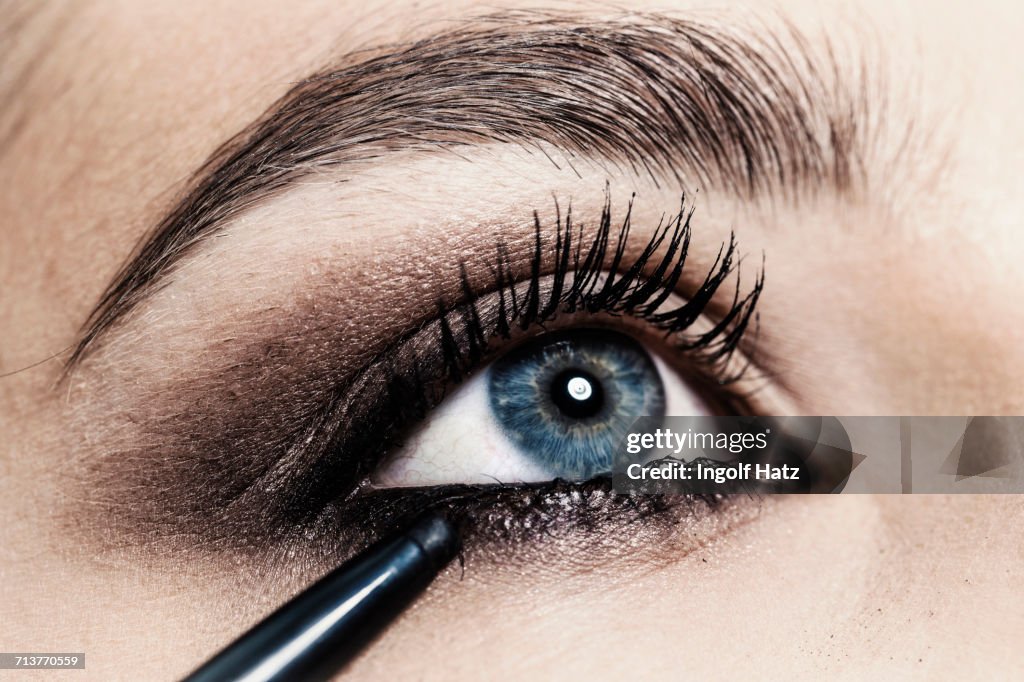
[67,12,886,370]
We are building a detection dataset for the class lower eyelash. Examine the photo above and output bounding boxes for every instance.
[307,477,736,561]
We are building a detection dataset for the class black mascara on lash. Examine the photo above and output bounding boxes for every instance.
[181,514,460,682]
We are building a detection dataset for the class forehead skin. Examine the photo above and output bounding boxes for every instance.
[1,0,1023,680]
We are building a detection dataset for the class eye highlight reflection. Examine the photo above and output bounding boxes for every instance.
[372,328,711,487]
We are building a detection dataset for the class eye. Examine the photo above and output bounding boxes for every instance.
[372,328,712,487]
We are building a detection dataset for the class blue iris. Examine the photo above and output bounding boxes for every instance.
[487,329,666,479]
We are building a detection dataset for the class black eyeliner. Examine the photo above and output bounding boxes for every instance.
[265,191,763,529]
[181,514,460,682]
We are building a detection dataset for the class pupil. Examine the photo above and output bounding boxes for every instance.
[550,368,604,419]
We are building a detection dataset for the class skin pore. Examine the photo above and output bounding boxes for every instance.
[2,0,1024,679]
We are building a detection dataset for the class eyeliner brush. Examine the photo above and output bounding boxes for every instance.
[182,514,461,682]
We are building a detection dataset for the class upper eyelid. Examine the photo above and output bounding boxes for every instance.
[66,12,880,373]
[326,193,762,456]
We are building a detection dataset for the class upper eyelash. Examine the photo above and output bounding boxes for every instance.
[438,190,763,389]
[263,191,763,527]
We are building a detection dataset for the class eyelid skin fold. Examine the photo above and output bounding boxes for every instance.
[65,192,766,571]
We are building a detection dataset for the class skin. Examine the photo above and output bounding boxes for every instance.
[2,0,1023,679]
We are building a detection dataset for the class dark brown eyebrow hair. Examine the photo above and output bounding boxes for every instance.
[66,12,886,371]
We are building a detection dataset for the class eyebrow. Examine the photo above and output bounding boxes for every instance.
[67,13,884,370]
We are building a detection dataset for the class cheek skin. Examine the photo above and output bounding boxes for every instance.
[343,495,885,680]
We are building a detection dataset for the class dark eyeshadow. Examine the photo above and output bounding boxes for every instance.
[69,194,763,566]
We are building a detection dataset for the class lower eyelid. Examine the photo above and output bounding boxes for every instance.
[312,478,769,574]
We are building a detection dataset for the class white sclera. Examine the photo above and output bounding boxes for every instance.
[370,346,710,487]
